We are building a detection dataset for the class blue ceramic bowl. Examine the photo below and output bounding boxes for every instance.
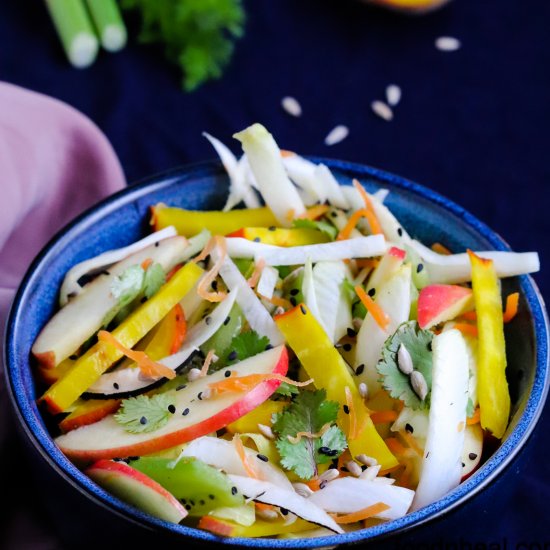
[4,159,549,548]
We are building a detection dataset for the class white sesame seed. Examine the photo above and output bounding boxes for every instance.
[359,382,368,399]
[435,36,461,52]
[257,423,275,439]
[324,125,349,146]
[371,100,394,122]
[281,96,302,117]
[345,460,363,477]
[386,84,401,107]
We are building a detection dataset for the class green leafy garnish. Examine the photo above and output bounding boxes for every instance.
[466,397,475,418]
[292,218,338,241]
[224,330,270,365]
[111,265,144,307]
[272,390,347,480]
[115,393,176,434]
[377,321,434,410]
[275,382,300,397]
[143,263,166,298]
[122,0,246,91]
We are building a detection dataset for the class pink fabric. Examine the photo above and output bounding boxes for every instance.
[0,82,125,548]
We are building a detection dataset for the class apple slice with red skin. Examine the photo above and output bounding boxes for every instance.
[56,345,288,462]
[86,459,187,523]
[59,399,121,433]
[417,284,474,329]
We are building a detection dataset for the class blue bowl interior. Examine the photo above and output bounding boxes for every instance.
[4,159,549,548]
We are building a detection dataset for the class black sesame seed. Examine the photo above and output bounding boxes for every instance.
[182,408,190,416]
[69,354,78,361]
[113,382,119,390]
[280,508,289,516]
[347,328,357,338]
[181,498,187,504]
[269,226,276,231]
[368,287,376,297]
[265,344,273,350]
[397,228,403,237]
[205,316,212,326]
[168,404,176,414]
[185,504,191,511]
[343,343,352,352]
[327,449,339,457]
[190,500,195,506]
[300,305,307,315]
[176,384,187,391]
[417,263,424,273]
[140,416,148,425]
[140,297,147,304]
[209,494,215,500]
[461,462,465,468]
[231,486,238,495]
[319,446,331,455]
[405,423,414,434]
[198,392,204,400]
[224,370,232,378]
[290,288,300,296]
[257,454,269,462]
[223,316,230,326]
[355,364,365,376]
[361,464,368,471]
[469,453,478,460]
[228,350,238,361]
[290,297,297,306]
[155,242,159,247]
[199,500,205,506]
[331,211,338,218]
[343,405,350,414]
[253,237,261,243]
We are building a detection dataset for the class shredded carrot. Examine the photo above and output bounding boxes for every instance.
[170,304,187,354]
[337,209,369,241]
[330,502,390,524]
[98,330,176,380]
[233,435,259,479]
[258,293,293,310]
[344,386,360,440]
[467,407,481,425]
[298,204,330,220]
[287,423,331,444]
[460,311,477,322]
[255,502,275,512]
[431,242,452,255]
[400,431,423,456]
[352,179,383,235]
[396,463,412,489]
[247,258,266,289]
[453,323,478,338]
[141,258,153,270]
[280,149,296,158]
[370,410,398,424]
[355,259,379,270]
[355,285,390,330]
[503,292,520,323]
[384,437,407,455]
[200,349,217,377]
[305,478,323,491]
[192,236,216,264]
[210,373,313,395]
[196,236,228,302]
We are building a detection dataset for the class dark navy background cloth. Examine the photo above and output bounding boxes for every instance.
[1,0,549,548]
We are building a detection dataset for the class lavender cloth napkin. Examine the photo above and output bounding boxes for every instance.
[0,82,125,548]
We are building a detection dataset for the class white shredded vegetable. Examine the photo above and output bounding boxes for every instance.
[256,265,279,300]
[314,164,350,209]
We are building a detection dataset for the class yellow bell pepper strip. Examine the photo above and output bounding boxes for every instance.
[227,227,330,247]
[226,400,286,434]
[198,515,318,537]
[468,251,511,439]
[36,356,74,386]
[275,304,398,470]
[151,205,279,237]
[41,262,203,414]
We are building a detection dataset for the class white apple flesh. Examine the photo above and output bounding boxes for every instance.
[56,346,288,461]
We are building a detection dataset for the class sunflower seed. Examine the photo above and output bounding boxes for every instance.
[257,509,279,520]
[320,468,340,483]
[324,125,349,146]
[386,84,402,107]
[257,423,275,439]
[410,370,428,401]
[435,36,461,52]
[397,344,414,375]
[345,460,363,477]
[356,454,378,467]
[281,96,302,117]
[292,483,314,497]
[359,464,381,481]
[359,382,369,399]
[371,100,394,121]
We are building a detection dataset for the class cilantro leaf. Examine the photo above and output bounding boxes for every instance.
[114,394,175,434]
[272,390,347,480]
[122,0,245,91]
[377,321,434,410]
[143,263,166,299]
[275,382,299,397]
[292,218,338,241]
[224,331,270,365]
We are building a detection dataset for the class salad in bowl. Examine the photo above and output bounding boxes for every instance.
[30,123,541,540]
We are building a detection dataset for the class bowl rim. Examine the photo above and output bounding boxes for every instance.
[4,157,549,548]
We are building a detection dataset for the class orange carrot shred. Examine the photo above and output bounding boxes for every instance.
[210,373,313,395]
[503,292,519,323]
[280,149,296,158]
[453,323,478,338]
[330,502,390,524]
[141,258,153,270]
[460,311,477,322]
[337,209,369,241]
[258,293,293,310]
[400,431,423,456]
[467,407,481,425]
[255,502,275,512]
[384,437,407,455]
[196,236,228,302]
[355,259,379,270]
[98,330,176,380]
[298,204,330,220]
[355,285,390,330]
[370,410,398,424]
[192,236,216,264]
[170,304,187,354]
[200,349,216,377]
[247,258,266,289]
[352,179,383,235]
[233,435,259,479]
[431,242,452,255]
